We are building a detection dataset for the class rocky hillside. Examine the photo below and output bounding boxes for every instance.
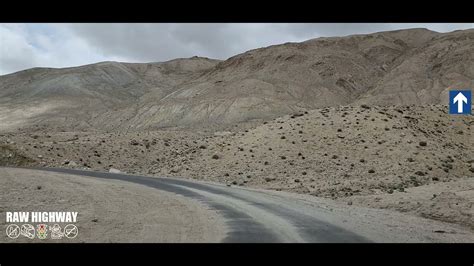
[0,57,220,131]
[163,105,473,196]
[3,104,472,196]
[1,28,473,132]
[1,103,472,227]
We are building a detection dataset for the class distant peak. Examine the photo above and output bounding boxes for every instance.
[178,56,219,61]
[94,61,123,66]
[381,27,439,34]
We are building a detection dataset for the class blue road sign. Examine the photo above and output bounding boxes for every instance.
[449,90,471,115]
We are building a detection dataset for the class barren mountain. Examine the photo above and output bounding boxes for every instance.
[0,57,220,131]
[1,104,472,228]
[1,28,473,132]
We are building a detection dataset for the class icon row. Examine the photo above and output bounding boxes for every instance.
[6,224,78,239]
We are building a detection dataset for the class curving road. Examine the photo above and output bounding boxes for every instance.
[24,167,474,243]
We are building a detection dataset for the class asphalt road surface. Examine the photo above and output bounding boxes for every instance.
[23,167,474,243]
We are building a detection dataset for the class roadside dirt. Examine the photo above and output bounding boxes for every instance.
[0,168,226,243]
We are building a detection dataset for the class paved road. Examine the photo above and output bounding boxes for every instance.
[29,167,369,242]
[24,167,474,243]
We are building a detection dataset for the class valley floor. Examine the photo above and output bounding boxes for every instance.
[1,104,473,232]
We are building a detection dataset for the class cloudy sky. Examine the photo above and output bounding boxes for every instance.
[1,23,472,75]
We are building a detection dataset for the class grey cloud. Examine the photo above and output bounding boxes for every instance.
[66,23,473,63]
[1,23,472,75]
[65,23,286,61]
[65,23,224,61]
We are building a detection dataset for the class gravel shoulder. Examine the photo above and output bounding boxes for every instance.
[0,167,227,243]
[217,183,474,242]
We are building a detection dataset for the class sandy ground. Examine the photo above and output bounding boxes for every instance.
[0,103,65,132]
[347,178,474,230]
[0,104,472,232]
[0,168,226,243]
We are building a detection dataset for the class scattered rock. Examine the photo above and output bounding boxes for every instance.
[109,168,122,174]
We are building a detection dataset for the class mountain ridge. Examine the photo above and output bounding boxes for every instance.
[1,28,473,132]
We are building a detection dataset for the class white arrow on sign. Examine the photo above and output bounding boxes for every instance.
[453,92,468,113]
